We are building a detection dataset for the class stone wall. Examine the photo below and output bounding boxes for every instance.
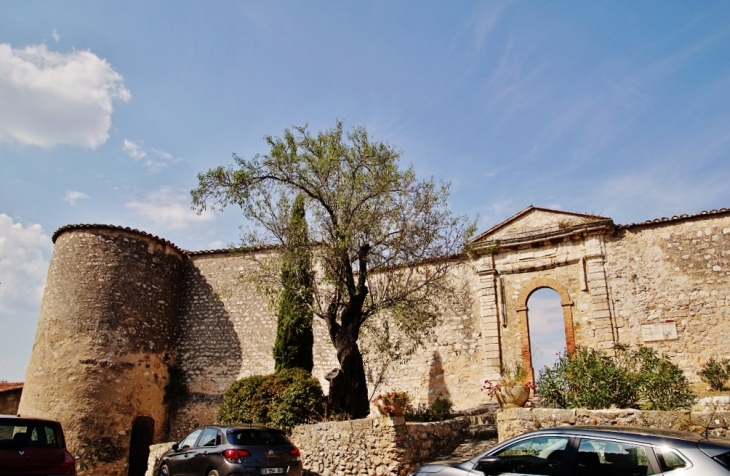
[289,416,469,475]
[497,407,730,442]
[170,250,340,439]
[0,387,21,415]
[604,215,730,378]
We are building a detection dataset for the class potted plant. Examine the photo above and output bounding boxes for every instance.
[482,364,536,409]
[372,391,409,417]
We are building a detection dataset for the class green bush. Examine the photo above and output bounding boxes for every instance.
[634,347,695,410]
[217,368,325,432]
[698,357,730,391]
[404,397,454,422]
[537,346,695,410]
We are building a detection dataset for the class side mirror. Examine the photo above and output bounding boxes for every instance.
[172,443,179,452]
[476,456,503,475]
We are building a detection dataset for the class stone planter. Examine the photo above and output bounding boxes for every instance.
[496,386,530,409]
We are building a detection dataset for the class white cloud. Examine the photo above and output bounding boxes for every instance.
[0,215,52,380]
[125,186,215,230]
[64,190,90,205]
[0,42,130,149]
[51,29,60,43]
[123,139,147,159]
[122,140,185,173]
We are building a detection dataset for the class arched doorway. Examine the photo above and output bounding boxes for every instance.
[526,288,566,379]
[128,416,154,476]
[515,278,576,383]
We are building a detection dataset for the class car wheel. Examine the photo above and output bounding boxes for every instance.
[207,471,220,476]
[159,464,170,476]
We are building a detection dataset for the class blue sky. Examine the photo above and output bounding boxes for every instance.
[1,1,729,381]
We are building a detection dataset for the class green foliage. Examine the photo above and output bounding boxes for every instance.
[404,397,454,422]
[698,357,730,391]
[193,120,476,418]
[634,347,695,410]
[217,368,325,432]
[273,194,314,373]
[537,346,695,410]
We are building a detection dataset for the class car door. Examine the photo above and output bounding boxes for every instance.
[473,434,572,475]
[571,437,660,476]
[187,427,220,475]
[166,429,203,476]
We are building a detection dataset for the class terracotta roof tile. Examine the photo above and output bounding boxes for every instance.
[0,382,23,392]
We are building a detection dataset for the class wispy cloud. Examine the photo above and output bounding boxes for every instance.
[122,139,146,159]
[0,43,130,148]
[125,186,214,230]
[64,190,89,205]
[51,29,60,43]
[122,140,185,173]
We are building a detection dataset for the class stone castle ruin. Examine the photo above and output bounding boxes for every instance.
[17,205,730,475]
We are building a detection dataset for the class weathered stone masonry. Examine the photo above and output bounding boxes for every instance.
[17,206,730,475]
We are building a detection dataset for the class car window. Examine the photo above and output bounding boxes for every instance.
[179,429,203,449]
[484,435,569,475]
[227,429,291,446]
[577,438,657,476]
[0,419,62,448]
[654,447,688,472]
[198,428,219,447]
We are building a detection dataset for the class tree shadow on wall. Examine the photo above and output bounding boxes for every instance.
[426,350,451,404]
[168,264,243,438]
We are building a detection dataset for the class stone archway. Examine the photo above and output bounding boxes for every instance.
[514,278,576,382]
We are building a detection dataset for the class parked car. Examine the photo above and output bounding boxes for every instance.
[159,425,303,476]
[407,426,730,475]
[0,414,76,475]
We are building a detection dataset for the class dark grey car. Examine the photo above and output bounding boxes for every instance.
[159,425,302,476]
[408,426,730,476]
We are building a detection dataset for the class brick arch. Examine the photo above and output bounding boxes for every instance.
[514,278,576,383]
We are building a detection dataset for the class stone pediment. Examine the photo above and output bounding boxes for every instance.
[468,206,613,250]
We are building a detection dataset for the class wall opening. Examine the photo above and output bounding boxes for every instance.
[128,416,154,476]
[526,288,566,379]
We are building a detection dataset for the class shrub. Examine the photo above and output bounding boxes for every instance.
[634,347,695,410]
[404,397,454,422]
[217,368,325,432]
[698,357,730,391]
[537,346,694,410]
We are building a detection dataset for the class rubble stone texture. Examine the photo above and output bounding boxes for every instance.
[17,206,730,475]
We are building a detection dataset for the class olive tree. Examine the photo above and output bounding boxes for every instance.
[192,121,475,418]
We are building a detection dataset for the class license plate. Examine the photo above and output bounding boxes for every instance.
[261,468,284,474]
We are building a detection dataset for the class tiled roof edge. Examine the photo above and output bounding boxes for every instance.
[52,224,186,255]
[188,244,280,256]
[617,208,730,229]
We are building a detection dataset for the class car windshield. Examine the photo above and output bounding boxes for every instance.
[228,429,291,446]
[0,418,64,448]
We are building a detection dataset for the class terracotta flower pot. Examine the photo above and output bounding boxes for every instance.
[496,386,530,409]
[376,399,405,417]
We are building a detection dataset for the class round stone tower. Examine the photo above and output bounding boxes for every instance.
[19,225,186,476]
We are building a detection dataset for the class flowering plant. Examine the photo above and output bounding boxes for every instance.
[372,391,410,416]
[481,363,537,397]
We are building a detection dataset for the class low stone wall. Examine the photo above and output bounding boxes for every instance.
[145,442,175,476]
[145,417,470,476]
[497,408,730,442]
[289,416,469,476]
